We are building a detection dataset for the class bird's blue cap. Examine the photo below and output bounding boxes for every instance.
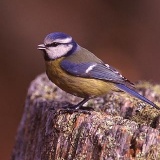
[44,32,73,44]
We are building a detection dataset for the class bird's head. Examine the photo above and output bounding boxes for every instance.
[38,32,78,61]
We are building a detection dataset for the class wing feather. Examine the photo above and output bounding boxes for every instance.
[60,59,133,86]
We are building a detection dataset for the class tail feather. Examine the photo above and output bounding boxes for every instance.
[116,83,159,110]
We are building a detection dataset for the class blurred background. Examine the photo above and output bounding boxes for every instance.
[1,0,160,159]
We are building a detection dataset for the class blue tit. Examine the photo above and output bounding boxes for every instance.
[38,32,159,110]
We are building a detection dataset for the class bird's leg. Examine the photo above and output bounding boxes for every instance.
[71,98,90,110]
[58,97,93,114]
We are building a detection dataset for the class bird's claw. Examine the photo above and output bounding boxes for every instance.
[58,108,91,115]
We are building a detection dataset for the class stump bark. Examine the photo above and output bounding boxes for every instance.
[12,73,160,160]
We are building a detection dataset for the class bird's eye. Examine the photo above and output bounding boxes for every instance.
[46,42,60,47]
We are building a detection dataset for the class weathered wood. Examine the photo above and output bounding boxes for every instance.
[12,73,160,160]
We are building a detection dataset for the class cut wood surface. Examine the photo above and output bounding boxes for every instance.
[12,73,160,160]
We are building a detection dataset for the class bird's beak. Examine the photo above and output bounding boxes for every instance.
[37,44,46,50]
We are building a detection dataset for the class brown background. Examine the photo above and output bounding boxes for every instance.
[1,1,160,159]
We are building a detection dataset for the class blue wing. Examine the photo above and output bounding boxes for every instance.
[60,59,160,109]
[60,59,132,85]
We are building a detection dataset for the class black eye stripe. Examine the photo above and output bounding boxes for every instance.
[46,42,60,47]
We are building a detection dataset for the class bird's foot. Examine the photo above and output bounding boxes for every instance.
[50,103,93,115]
[59,104,94,115]
[59,108,91,115]
[50,98,93,115]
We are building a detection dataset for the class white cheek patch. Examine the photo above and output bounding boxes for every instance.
[85,64,97,73]
[46,44,72,59]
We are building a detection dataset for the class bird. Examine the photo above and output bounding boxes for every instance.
[38,32,159,111]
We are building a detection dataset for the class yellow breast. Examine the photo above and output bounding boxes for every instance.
[45,58,118,98]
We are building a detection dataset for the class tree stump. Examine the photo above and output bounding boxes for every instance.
[12,73,160,160]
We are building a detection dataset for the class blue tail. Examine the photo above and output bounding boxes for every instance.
[116,84,159,110]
